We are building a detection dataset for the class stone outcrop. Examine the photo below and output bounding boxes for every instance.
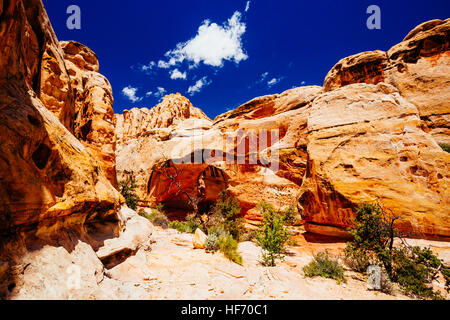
[299,82,449,239]
[115,91,308,223]
[60,40,118,187]
[0,0,121,233]
[115,20,449,238]
[0,0,151,300]
[324,18,450,145]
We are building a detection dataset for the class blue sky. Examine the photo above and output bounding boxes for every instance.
[43,0,449,119]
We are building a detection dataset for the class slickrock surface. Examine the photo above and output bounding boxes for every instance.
[94,226,450,300]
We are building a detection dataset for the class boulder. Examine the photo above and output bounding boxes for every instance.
[193,228,208,249]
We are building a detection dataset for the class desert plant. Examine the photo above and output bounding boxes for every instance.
[214,191,245,241]
[345,202,449,299]
[255,202,290,267]
[140,205,169,229]
[281,205,297,226]
[439,144,450,153]
[218,234,243,265]
[119,176,140,210]
[391,245,447,299]
[169,213,202,234]
[303,251,346,284]
[205,232,219,252]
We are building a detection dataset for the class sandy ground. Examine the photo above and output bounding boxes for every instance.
[104,227,450,300]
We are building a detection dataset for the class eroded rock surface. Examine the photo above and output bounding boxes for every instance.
[61,40,118,187]
[324,18,450,145]
[115,20,449,238]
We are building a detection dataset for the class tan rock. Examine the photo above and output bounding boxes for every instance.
[193,228,208,249]
[96,206,153,269]
[115,90,310,222]
[299,83,450,239]
[323,19,450,145]
[0,0,75,131]
[59,41,118,187]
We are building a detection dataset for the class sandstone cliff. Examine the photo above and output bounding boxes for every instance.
[115,20,449,239]
[61,40,118,187]
[0,0,152,299]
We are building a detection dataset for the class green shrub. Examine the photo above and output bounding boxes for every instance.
[169,213,202,234]
[119,177,140,210]
[281,205,297,226]
[303,251,346,284]
[140,205,169,229]
[218,234,243,265]
[391,246,445,300]
[345,202,449,299]
[214,191,245,241]
[205,233,220,252]
[255,202,290,267]
[439,144,450,153]
[343,245,376,273]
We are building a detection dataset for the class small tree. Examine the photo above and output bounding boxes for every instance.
[255,202,290,267]
[213,191,245,241]
[119,176,139,210]
[345,202,450,299]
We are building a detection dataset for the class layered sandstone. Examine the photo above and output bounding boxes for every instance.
[324,19,450,145]
[0,0,150,300]
[299,83,449,239]
[115,89,319,223]
[0,0,121,233]
[115,20,449,238]
[60,40,118,187]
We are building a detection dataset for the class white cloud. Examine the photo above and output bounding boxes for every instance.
[144,87,167,100]
[301,81,306,85]
[141,61,155,72]
[160,11,248,69]
[154,87,167,99]
[122,86,142,103]
[267,77,284,87]
[187,77,211,96]
[261,72,269,81]
[245,1,251,12]
[170,69,187,80]
[158,60,171,69]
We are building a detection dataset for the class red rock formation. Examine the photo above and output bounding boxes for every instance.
[60,41,118,187]
[324,18,450,145]
[115,89,312,223]
[0,0,143,300]
[0,0,121,233]
[115,21,449,239]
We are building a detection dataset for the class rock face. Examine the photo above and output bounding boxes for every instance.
[60,40,118,187]
[324,19,450,145]
[299,83,449,239]
[0,0,151,300]
[115,21,449,239]
[0,0,121,233]
[115,91,309,223]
